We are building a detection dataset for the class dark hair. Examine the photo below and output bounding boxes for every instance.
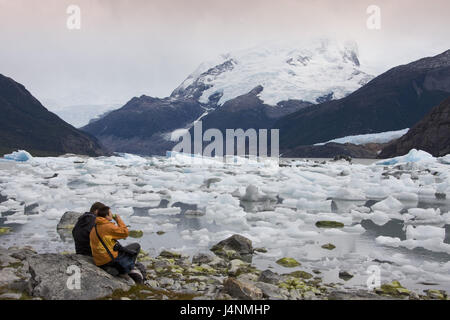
[97,206,110,218]
[90,202,105,213]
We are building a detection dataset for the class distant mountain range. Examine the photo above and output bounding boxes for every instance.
[0,74,109,157]
[83,96,206,155]
[276,50,450,151]
[83,39,375,155]
[3,40,449,159]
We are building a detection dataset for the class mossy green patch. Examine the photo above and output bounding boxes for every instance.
[425,289,446,300]
[376,280,411,297]
[59,224,75,230]
[288,270,313,280]
[7,261,24,269]
[276,257,301,268]
[0,227,11,236]
[159,250,182,259]
[137,250,152,263]
[189,265,217,275]
[128,230,144,238]
[321,243,336,250]
[315,221,344,228]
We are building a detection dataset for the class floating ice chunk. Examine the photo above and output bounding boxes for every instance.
[376,236,401,247]
[367,211,391,226]
[3,150,33,162]
[392,192,418,202]
[344,224,366,234]
[438,154,450,164]
[241,185,264,202]
[400,238,450,254]
[405,225,445,241]
[148,207,181,216]
[371,196,403,212]
[376,149,434,165]
[407,208,441,222]
[115,207,134,217]
[280,199,297,209]
[135,193,161,202]
[332,187,366,200]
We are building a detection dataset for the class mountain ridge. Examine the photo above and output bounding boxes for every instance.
[276,49,450,149]
[0,73,109,157]
[379,96,450,157]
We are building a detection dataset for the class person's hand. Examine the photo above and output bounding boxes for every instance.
[112,214,118,220]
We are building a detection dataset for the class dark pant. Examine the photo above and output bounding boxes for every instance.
[120,243,140,264]
[101,243,141,275]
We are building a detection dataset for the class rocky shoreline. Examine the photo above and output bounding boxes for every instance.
[1,231,447,300]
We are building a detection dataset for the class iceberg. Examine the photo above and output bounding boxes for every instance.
[376,149,434,165]
[438,154,450,165]
[3,150,33,162]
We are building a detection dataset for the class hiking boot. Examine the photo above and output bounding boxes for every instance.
[129,268,144,284]
[135,262,147,279]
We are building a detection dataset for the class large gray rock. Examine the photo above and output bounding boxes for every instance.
[57,211,83,230]
[192,253,214,265]
[57,211,83,242]
[0,247,132,300]
[255,282,287,300]
[27,253,131,300]
[211,234,253,262]
[0,247,34,292]
[223,277,263,300]
[258,269,282,285]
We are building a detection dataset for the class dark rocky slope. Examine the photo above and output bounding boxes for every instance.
[82,96,206,155]
[0,74,108,157]
[379,97,450,157]
[198,86,311,133]
[276,50,450,149]
[83,87,310,156]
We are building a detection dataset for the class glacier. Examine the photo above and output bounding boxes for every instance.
[172,38,374,106]
[315,128,409,146]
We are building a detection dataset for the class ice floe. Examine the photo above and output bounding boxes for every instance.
[0,149,449,293]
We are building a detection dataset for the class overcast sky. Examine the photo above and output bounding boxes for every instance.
[0,0,449,108]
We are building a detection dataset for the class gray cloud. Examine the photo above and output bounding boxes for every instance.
[0,0,449,107]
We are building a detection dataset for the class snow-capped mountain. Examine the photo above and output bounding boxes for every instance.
[82,39,376,156]
[171,38,374,107]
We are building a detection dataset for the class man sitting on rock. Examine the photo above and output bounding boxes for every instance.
[72,202,105,256]
[89,206,145,284]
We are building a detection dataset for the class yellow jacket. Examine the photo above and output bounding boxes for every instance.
[89,216,129,266]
